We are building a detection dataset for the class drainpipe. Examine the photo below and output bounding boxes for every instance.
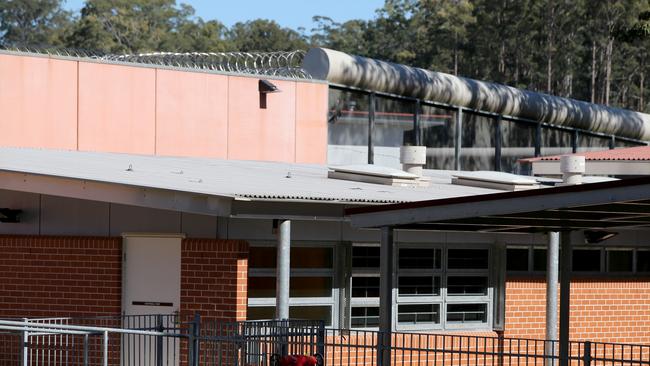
[545,231,559,366]
[557,155,583,366]
[276,219,291,319]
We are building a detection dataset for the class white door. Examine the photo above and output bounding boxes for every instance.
[122,234,183,365]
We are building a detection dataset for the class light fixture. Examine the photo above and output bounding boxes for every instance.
[584,230,618,244]
[0,208,21,223]
[259,79,280,94]
[258,79,281,109]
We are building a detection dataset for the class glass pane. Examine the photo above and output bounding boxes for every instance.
[352,277,380,298]
[328,88,369,165]
[290,306,332,326]
[351,306,380,328]
[500,120,536,173]
[577,133,610,153]
[638,250,650,272]
[572,249,601,272]
[249,247,276,269]
[533,249,547,272]
[247,306,275,320]
[541,127,572,156]
[447,276,488,296]
[248,277,276,298]
[506,248,529,271]
[607,250,633,272]
[447,249,489,270]
[291,247,333,269]
[398,276,441,296]
[248,277,332,298]
[446,303,488,323]
[373,96,416,169]
[461,113,496,171]
[397,304,440,325]
[352,246,380,268]
[399,248,441,269]
[291,277,332,297]
[421,105,456,170]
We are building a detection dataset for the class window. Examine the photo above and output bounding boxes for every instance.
[572,249,601,272]
[607,249,633,272]
[398,304,440,325]
[506,247,529,271]
[327,88,370,165]
[447,304,488,324]
[351,307,379,328]
[350,244,380,329]
[461,113,496,171]
[421,105,456,170]
[500,120,536,173]
[247,244,337,326]
[373,96,416,168]
[507,245,650,276]
[448,248,489,270]
[447,276,488,296]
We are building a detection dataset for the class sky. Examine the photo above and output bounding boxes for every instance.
[62,0,385,32]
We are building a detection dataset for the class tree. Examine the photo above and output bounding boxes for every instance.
[227,19,307,52]
[0,0,71,46]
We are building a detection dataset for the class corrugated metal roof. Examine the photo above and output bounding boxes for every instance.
[520,146,650,162]
[0,148,498,204]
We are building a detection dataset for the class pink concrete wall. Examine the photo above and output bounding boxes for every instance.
[155,69,229,158]
[227,77,297,162]
[0,53,328,164]
[295,82,329,164]
[78,63,156,155]
[0,54,77,149]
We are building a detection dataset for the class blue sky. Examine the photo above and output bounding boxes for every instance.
[62,0,385,32]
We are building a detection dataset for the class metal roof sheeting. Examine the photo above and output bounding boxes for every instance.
[0,148,498,205]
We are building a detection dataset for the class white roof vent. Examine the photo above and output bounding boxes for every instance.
[452,171,540,191]
[328,164,430,187]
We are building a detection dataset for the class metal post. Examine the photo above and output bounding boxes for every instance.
[559,232,573,366]
[535,122,542,157]
[571,130,578,153]
[377,226,394,366]
[83,334,89,366]
[21,325,28,366]
[546,232,560,366]
[368,93,376,164]
[413,99,421,146]
[276,219,291,319]
[156,315,163,366]
[455,108,463,171]
[495,116,502,171]
[609,136,616,149]
[103,330,108,366]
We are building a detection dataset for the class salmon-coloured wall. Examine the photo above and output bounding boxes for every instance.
[227,77,297,161]
[156,69,229,158]
[0,53,327,164]
[0,54,77,150]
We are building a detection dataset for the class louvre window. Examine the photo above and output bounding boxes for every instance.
[398,304,440,325]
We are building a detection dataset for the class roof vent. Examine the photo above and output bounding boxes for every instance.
[328,164,430,187]
[452,171,540,191]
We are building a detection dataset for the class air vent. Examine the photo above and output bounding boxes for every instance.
[328,165,430,187]
[452,171,540,191]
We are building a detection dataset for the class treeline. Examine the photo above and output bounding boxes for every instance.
[2,0,650,111]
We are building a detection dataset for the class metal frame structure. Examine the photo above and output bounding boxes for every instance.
[328,84,648,171]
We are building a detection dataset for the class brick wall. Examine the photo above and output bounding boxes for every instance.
[0,235,122,318]
[180,238,249,321]
[505,277,650,343]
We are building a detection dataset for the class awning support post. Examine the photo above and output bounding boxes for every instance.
[377,226,394,366]
[276,219,291,319]
[546,231,560,366]
[559,231,573,366]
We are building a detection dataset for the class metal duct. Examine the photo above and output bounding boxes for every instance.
[303,47,650,141]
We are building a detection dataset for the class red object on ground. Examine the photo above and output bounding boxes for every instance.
[279,355,319,366]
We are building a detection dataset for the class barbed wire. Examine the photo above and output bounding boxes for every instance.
[0,45,312,79]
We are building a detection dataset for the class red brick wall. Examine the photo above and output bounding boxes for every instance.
[505,277,650,343]
[180,238,249,321]
[0,235,122,318]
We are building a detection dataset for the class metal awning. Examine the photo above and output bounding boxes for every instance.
[347,176,650,232]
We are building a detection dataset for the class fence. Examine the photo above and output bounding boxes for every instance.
[1,314,650,366]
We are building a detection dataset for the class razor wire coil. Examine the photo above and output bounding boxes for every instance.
[1,45,312,79]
